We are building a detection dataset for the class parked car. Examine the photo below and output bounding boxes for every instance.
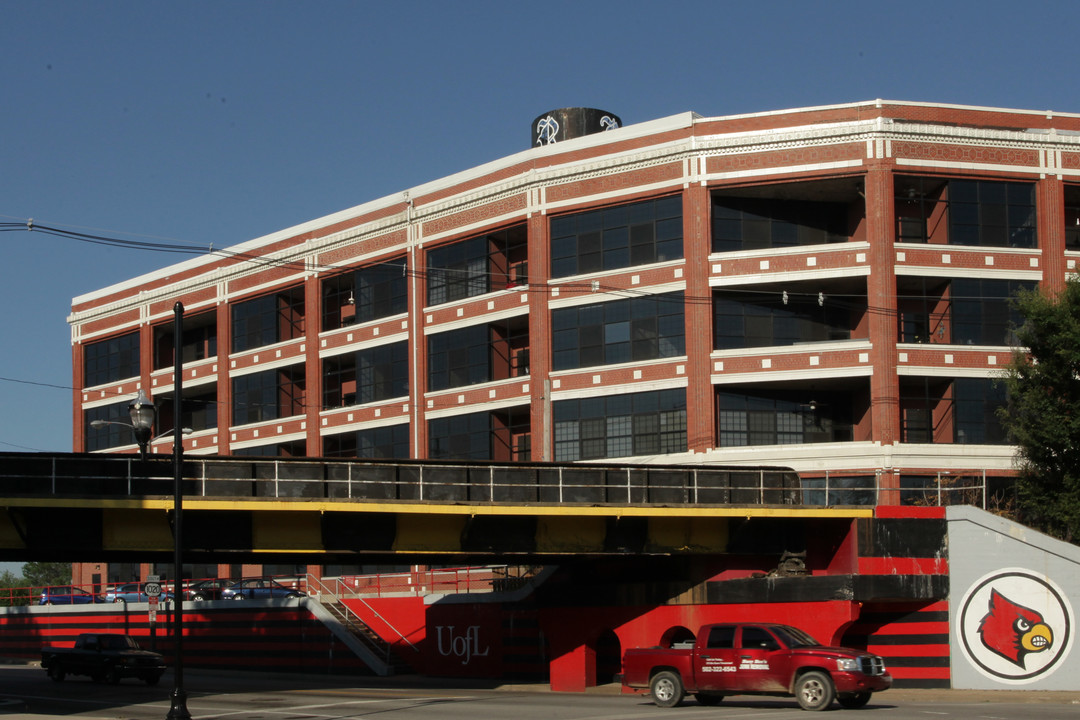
[39,586,99,605]
[42,633,165,685]
[103,583,171,604]
[184,578,233,602]
[220,578,304,601]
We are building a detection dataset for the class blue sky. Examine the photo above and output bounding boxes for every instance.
[1,0,1078,462]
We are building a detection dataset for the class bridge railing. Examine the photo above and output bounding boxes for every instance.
[0,453,804,506]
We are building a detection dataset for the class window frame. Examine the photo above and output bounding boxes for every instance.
[83,331,140,387]
[550,195,683,278]
[552,292,685,370]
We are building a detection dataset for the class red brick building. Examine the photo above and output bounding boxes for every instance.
[69,101,1080,582]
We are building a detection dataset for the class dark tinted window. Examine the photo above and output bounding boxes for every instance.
[323,341,408,408]
[323,260,407,330]
[712,197,847,253]
[232,366,305,426]
[713,291,852,350]
[84,332,140,386]
[955,378,1007,444]
[706,626,736,649]
[952,278,1035,346]
[231,288,305,353]
[552,292,685,370]
[948,180,1036,248]
[427,226,527,305]
[741,627,779,651]
[550,196,682,278]
[554,389,686,461]
[324,423,410,459]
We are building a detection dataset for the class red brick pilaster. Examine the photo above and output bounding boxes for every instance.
[865,164,900,504]
[216,294,232,454]
[527,212,552,461]
[683,184,715,452]
[304,272,323,455]
[407,224,429,459]
[1038,175,1066,295]
[72,339,85,452]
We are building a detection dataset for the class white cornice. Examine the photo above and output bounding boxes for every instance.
[70,102,1080,328]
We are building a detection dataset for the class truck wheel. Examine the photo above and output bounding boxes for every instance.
[649,670,684,708]
[836,691,871,709]
[48,664,65,682]
[795,671,835,711]
[106,666,121,685]
[144,673,161,686]
[695,693,723,706]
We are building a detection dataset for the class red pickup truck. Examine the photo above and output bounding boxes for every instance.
[621,623,891,711]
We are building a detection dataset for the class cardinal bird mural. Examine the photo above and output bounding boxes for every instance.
[978,588,1054,668]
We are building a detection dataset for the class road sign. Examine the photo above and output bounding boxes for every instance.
[144,581,162,598]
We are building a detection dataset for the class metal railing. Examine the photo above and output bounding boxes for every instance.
[306,573,418,659]
[0,452,1014,510]
[0,452,801,506]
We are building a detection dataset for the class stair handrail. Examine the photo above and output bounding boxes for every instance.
[306,574,419,654]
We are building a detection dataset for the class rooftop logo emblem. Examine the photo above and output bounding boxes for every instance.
[957,568,1074,683]
[536,116,560,146]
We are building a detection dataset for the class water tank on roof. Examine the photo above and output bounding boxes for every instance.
[532,107,622,147]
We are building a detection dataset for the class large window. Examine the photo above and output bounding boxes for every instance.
[1065,185,1080,249]
[232,440,306,457]
[952,278,1036,346]
[323,341,408,408]
[553,389,686,461]
[713,291,851,350]
[429,407,530,461]
[712,197,847,253]
[552,292,685,370]
[899,378,947,443]
[324,423,410,459]
[157,391,218,435]
[231,287,305,353]
[427,226,527,306]
[84,332,140,387]
[322,259,407,330]
[716,392,851,446]
[232,366,305,426]
[949,180,1036,248]
[895,177,1036,248]
[427,318,528,392]
[550,195,683,278]
[153,312,217,370]
[85,400,135,451]
[955,378,1007,444]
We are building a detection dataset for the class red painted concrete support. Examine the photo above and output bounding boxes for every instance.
[549,642,596,692]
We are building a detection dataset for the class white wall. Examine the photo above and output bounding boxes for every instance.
[947,506,1078,690]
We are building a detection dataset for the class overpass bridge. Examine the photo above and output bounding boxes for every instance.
[0,452,870,564]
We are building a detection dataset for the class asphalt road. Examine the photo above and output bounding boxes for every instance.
[1,663,1078,720]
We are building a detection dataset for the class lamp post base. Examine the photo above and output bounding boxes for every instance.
[166,688,191,720]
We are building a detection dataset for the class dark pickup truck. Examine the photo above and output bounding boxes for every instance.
[41,633,166,685]
[621,622,891,711]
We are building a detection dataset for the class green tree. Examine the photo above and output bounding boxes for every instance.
[0,569,27,607]
[22,561,72,588]
[999,279,1080,543]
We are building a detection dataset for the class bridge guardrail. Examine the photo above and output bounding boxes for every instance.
[0,452,804,506]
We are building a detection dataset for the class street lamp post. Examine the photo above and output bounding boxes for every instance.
[87,303,191,719]
[167,301,190,720]
[128,390,156,459]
